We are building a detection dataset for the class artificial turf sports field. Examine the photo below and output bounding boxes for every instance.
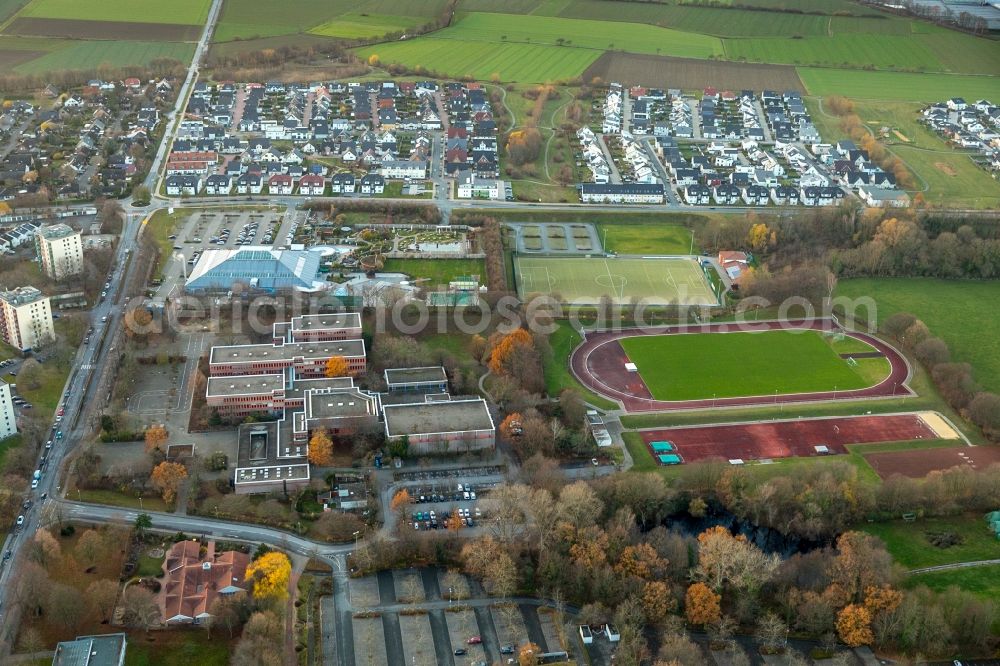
[514,256,718,305]
[619,329,878,401]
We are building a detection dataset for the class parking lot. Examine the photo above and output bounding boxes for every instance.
[403,481,497,532]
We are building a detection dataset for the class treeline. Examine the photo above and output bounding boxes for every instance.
[824,95,915,190]
[704,207,1000,280]
[878,312,1000,439]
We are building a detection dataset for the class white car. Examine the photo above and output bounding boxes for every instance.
[30,479,38,489]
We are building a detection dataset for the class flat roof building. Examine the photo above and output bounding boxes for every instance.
[36,223,84,280]
[383,397,495,454]
[52,633,127,666]
[209,339,366,378]
[384,366,449,393]
[0,382,18,440]
[0,285,54,351]
[274,312,363,344]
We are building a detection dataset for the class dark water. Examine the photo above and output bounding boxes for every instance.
[663,509,830,558]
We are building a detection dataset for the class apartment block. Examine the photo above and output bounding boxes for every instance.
[35,223,84,279]
[0,286,54,351]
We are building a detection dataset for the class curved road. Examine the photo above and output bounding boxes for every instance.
[570,318,913,412]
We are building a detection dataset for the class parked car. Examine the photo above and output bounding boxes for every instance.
[467,636,482,645]
[454,648,467,656]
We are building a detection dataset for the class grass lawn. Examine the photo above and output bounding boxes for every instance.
[125,629,233,666]
[17,360,70,418]
[144,208,187,281]
[544,321,618,409]
[136,551,165,577]
[598,224,693,255]
[798,68,1000,102]
[620,329,872,401]
[836,278,1000,394]
[0,433,22,470]
[19,0,211,24]
[380,258,486,287]
[860,515,1000,569]
[75,488,169,512]
[904,564,1000,599]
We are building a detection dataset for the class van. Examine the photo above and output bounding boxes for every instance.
[32,469,41,480]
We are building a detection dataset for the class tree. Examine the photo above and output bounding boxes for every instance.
[390,489,412,513]
[836,604,873,647]
[246,551,291,601]
[499,412,523,440]
[616,543,666,580]
[518,642,541,666]
[87,579,121,622]
[134,513,152,538]
[693,526,779,596]
[367,54,380,67]
[557,480,603,529]
[324,355,350,378]
[232,610,283,666]
[207,594,247,638]
[685,582,721,626]
[29,529,62,569]
[121,586,159,634]
[150,461,187,503]
[45,583,85,632]
[968,392,1000,436]
[144,424,168,453]
[641,580,675,626]
[75,529,110,568]
[308,428,334,467]
[756,611,788,654]
[828,532,894,604]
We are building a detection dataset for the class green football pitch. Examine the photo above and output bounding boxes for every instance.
[514,256,719,305]
[619,329,878,401]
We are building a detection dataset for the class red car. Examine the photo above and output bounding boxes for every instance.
[57,407,65,416]
[467,636,482,645]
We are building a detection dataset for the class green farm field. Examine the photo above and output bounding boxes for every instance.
[358,38,598,83]
[620,329,877,401]
[725,33,999,75]
[12,40,193,74]
[515,256,717,305]
[403,12,723,59]
[18,0,210,24]
[798,68,1000,102]
[836,278,1000,394]
[309,14,424,39]
[213,0,445,42]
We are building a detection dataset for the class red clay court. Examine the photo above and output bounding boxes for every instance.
[640,413,943,463]
[865,446,1000,479]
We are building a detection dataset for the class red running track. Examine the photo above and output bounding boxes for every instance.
[641,413,937,462]
[569,319,912,412]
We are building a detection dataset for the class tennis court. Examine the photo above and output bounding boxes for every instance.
[514,255,719,305]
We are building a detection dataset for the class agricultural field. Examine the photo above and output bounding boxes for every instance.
[212,0,446,43]
[358,39,598,83]
[583,52,804,93]
[620,329,877,401]
[836,278,1000,394]
[11,40,194,74]
[798,68,1000,102]
[418,12,723,59]
[724,33,993,74]
[309,14,425,40]
[16,0,210,24]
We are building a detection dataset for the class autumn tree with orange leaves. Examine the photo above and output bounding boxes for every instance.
[685,582,721,626]
[150,461,187,503]
[506,128,542,166]
[499,412,523,439]
[325,355,350,378]
[143,424,167,453]
[308,428,334,467]
[836,604,873,647]
[488,328,543,393]
[390,489,412,513]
